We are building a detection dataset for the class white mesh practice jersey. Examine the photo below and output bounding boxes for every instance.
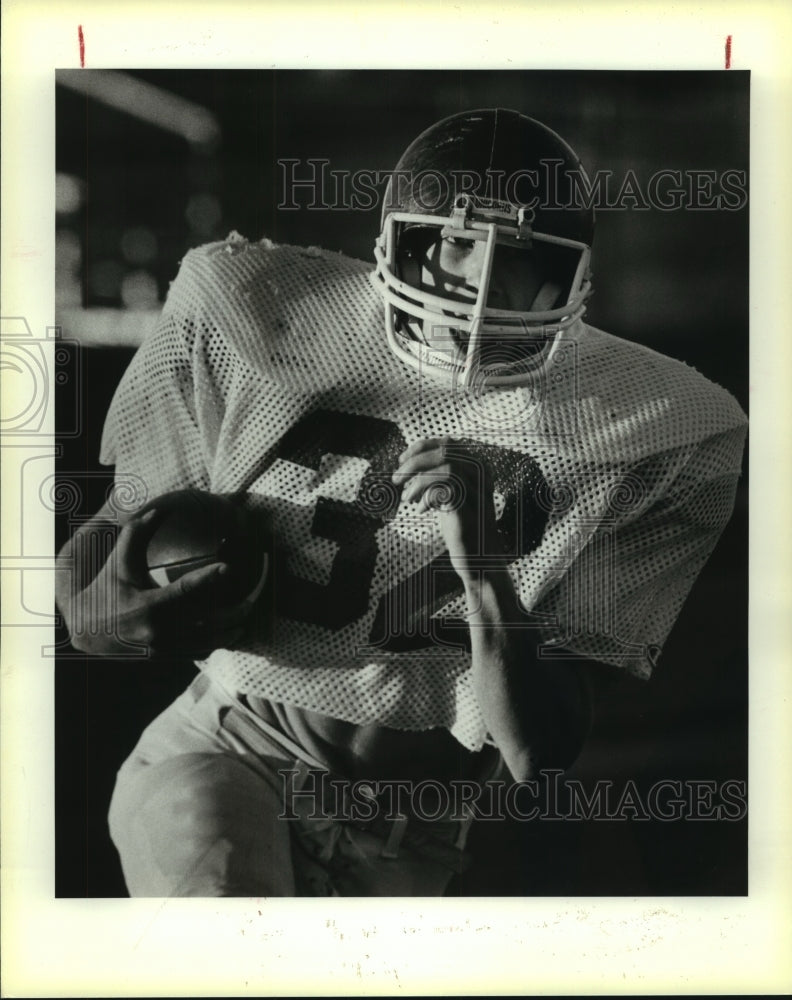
[101,232,748,750]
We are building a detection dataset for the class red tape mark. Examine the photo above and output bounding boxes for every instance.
[78,25,85,67]
[725,34,732,69]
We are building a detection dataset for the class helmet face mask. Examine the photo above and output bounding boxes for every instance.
[371,110,594,387]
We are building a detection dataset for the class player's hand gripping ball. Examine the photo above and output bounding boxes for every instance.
[137,489,270,610]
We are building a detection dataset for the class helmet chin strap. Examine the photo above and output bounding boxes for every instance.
[460,223,498,388]
[530,280,563,312]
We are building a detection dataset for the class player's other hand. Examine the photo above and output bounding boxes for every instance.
[56,505,250,659]
[392,437,504,583]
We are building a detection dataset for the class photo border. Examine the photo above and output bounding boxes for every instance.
[2,1,791,995]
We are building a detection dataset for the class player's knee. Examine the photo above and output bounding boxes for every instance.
[161,764,231,847]
[110,753,294,896]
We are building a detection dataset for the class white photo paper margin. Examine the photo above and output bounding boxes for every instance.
[2,0,791,995]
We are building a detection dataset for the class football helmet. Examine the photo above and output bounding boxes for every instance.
[372,109,594,386]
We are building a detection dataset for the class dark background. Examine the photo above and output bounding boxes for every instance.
[55,69,748,896]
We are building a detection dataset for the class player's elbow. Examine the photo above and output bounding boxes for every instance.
[538,705,591,776]
[505,665,595,783]
[501,708,591,784]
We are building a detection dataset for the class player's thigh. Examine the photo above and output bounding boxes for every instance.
[109,751,296,897]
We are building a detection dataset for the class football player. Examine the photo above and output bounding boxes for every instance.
[55,109,747,896]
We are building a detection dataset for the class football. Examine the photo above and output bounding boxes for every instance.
[136,489,269,607]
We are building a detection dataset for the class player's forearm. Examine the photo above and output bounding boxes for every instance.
[463,570,591,783]
[55,504,124,650]
[55,507,115,614]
